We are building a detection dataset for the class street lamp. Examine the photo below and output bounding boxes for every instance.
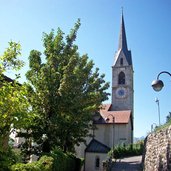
[105,114,115,158]
[151,71,171,91]
[155,98,161,126]
[151,123,157,132]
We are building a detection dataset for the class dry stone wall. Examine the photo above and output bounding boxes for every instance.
[142,125,171,171]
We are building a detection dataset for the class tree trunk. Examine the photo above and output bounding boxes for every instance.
[1,133,10,152]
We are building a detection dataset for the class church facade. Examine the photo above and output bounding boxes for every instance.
[76,13,134,171]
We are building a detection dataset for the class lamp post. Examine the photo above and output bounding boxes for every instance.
[151,71,171,91]
[105,114,115,159]
[151,71,171,126]
[151,123,157,132]
[155,98,161,126]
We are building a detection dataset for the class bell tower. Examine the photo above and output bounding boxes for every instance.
[112,13,134,111]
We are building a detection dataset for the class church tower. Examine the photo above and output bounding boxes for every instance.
[112,13,134,112]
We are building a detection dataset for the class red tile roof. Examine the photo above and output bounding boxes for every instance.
[96,104,131,124]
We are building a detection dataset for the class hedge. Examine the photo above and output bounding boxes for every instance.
[108,141,144,159]
[11,155,53,171]
[11,148,83,171]
[49,148,83,171]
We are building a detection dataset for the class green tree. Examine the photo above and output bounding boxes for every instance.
[24,19,110,153]
[0,42,34,169]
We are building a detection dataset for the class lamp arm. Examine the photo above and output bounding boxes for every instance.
[157,71,171,80]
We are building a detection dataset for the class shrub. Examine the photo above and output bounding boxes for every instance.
[11,155,53,171]
[50,148,77,171]
[0,147,19,171]
[39,155,54,171]
[11,148,83,171]
[108,141,144,159]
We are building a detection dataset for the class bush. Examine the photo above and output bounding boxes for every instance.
[0,148,19,171]
[39,155,54,171]
[108,141,144,159]
[50,147,80,171]
[11,148,83,171]
[11,155,53,171]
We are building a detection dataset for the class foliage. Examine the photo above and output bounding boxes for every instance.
[47,147,82,171]
[49,148,82,171]
[152,112,171,133]
[19,19,109,155]
[0,41,38,168]
[0,41,36,157]
[11,155,53,171]
[12,148,23,163]
[108,141,144,159]
[11,149,83,171]
[0,41,24,72]
[154,120,171,132]
[0,147,19,171]
[0,42,32,135]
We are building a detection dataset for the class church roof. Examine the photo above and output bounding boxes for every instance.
[118,13,128,52]
[94,104,131,124]
[85,139,110,153]
[113,13,132,66]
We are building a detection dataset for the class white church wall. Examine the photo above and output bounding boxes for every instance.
[94,124,111,147]
[126,119,133,143]
[85,152,108,171]
[94,122,132,148]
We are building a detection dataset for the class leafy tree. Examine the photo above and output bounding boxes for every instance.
[0,42,36,169]
[24,19,110,153]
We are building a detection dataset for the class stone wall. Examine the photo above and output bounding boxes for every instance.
[142,125,171,171]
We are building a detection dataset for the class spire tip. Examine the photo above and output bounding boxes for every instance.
[121,6,124,15]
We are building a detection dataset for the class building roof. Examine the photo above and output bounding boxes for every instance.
[113,13,132,66]
[94,104,131,124]
[0,75,14,82]
[0,75,21,86]
[118,13,128,52]
[85,139,110,153]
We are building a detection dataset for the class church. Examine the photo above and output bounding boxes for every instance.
[76,13,134,171]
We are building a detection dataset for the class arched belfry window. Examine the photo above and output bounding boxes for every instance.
[118,71,125,84]
[120,58,123,65]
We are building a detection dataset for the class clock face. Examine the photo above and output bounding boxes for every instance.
[116,87,127,98]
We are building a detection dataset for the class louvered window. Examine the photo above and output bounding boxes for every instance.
[120,58,123,65]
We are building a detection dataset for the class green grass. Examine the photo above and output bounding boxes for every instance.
[154,120,171,132]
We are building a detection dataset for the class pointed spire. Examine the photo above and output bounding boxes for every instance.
[118,11,128,51]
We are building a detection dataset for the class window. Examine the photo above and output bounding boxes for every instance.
[95,156,100,169]
[118,72,125,84]
[120,58,123,65]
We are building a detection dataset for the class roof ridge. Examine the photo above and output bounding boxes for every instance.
[85,138,110,153]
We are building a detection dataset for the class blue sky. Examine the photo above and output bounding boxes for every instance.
[1,0,171,137]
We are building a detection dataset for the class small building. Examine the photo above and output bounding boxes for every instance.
[84,139,110,171]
